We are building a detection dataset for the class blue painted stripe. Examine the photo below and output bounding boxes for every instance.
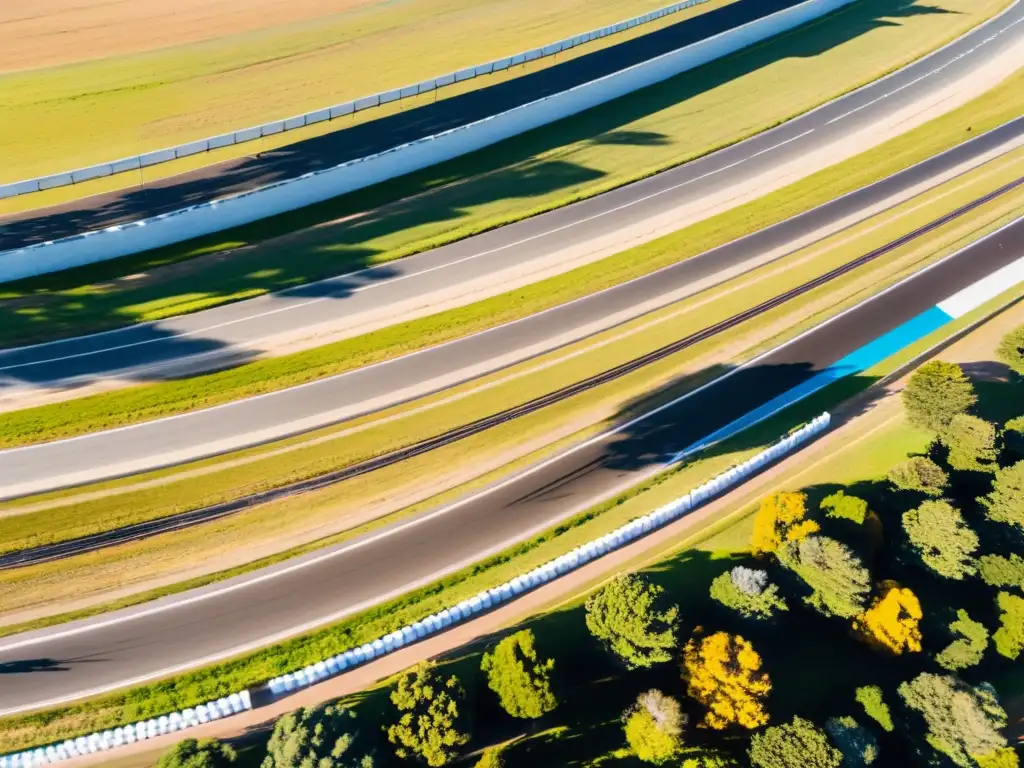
[679,305,953,456]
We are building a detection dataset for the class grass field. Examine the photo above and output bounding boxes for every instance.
[0,0,1012,344]
[1,285,1019,757]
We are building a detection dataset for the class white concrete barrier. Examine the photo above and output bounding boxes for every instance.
[0,0,853,282]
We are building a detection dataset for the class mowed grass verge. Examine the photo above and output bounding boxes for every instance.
[0,0,1010,345]
[0,280,1019,756]
[2,147,1022,561]
[3,64,1023,450]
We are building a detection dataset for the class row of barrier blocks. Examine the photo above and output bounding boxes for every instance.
[2,413,829,766]
[0,0,709,198]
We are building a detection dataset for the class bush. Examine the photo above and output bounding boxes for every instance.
[821,491,869,524]
[750,491,819,556]
[979,553,1024,588]
[902,361,977,432]
[585,574,678,669]
[981,461,1024,531]
[902,500,979,580]
[386,663,470,766]
[480,629,557,719]
[993,591,1024,660]
[778,534,872,618]
[888,457,949,496]
[936,609,989,671]
[158,739,236,768]
[474,746,505,768]
[262,705,374,768]
[708,567,787,620]
[854,686,894,733]
[824,716,879,767]
[682,632,770,730]
[853,581,922,655]
[943,414,999,472]
[622,689,686,764]
[996,324,1024,376]
[748,717,841,768]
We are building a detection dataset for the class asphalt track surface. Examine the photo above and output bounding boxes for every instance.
[0,0,804,251]
[0,216,1020,713]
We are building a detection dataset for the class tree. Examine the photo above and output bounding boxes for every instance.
[853,581,922,655]
[979,553,1024,588]
[898,673,1009,768]
[681,631,771,730]
[708,567,787,620]
[993,591,1024,660]
[158,739,236,768]
[778,534,872,618]
[679,750,736,768]
[980,461,1024,531]
[263,705,374,768]
[976,748,1021,768]
[585,574,678,669]
[943,415,999,472]
[888,456,949,496]
[474,746,505,768]
[855,686,894,733]
[748,716,841,768]
[480,629,557,719]
[902,500,979,579]
[996,324,1024,376]
[902,361,977,432]
[387,663,470,767]
[821,491,869,524]
[750,491,819,556]
[824,717,879,767]
[936,609,989,671]
[1006,417,1024,459]
[622,690,686,764]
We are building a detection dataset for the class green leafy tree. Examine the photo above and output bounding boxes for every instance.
[158,739,236,768]
[585,574,678,668]
[902,500,979,579]
[262,705,374,768]
[748,717,842,768]
[888,456,949,496]
[708,566,787,620]
[480,629,557,719]
[821,491,869,524]
[778,534,871,618]
[997,324,1024,376]
[981,461,1024,531]
[936,609,989,671]
[855,686,894,733]
[976,748,1021,768]
[898,673,1010,768]
[993,591,1024,660]
[979,553,1024,589]
[943,415,999,472]
[902,361,977,432]
[387,664,470,766]
[622,689,686,764]
[824,717,879,767]
[1006,417,1024,459]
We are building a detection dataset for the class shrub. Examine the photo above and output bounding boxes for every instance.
[993,591,1024,660]
[853,581,922,655]
[386,663,470,767]
[821,491,869,524]
[585,574,678,669]
[708,567,786,620]
[902,361,977,432]
[778,534,872,618]
[902,500,979,580]
[474,746,505,768]
[979,553,1024,588]
[996,324,1024,376]
[748,716,841,768]
[682,631,770,730]
[480,629,557,719]
[262,705,374,768]
[158,739,236,768]
[936,609,989,671]
[824,716,879,767]
[888,456,949,496]
[622,689,686,764]
[981,461,1024,531]
[898,673,1009,768]
[854,686,894,733]
[750,491,819,556]
[943,415,999,472]
[679,749,737,767]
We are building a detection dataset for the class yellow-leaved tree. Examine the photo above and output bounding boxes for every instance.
[853,581,923,655]
[682,631,771,730]
[750,492,820,556]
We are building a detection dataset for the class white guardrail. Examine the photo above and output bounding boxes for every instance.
[0,413,831,767]
[0,0,713,201]
[0,0,855,284]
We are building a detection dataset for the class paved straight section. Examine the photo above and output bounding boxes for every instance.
[0,216,1019,713]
